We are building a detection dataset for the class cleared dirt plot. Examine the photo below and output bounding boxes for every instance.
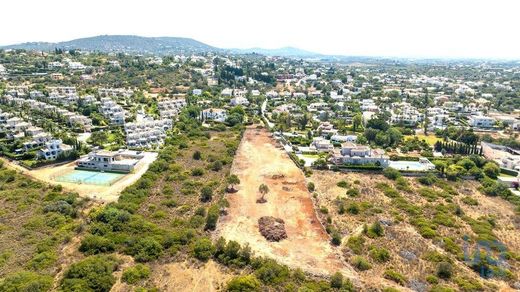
[217,127,356,278]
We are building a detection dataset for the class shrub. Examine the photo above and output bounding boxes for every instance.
[383,269,407,285]
[347,235,365,254]
[254,259,290,284]
[483,162,499,179]
[331,232,342,246]
[192,237,215,261]
[346,188,360,197]
[0,271,52,292]
[461,196,479,206]
[61,255,118,291]
[383,167,401,180]
[192,150,202,160]
[454,277,483,292]
[226,275,261,291]
[205,205,219,230]
[211,161,223,172]
[337,180,349,188]
[436,262,453,279]
[330,272,344,289]
[122,264,151,284]
[79,235,115,255]
[130,238,163,262]
[426,274,439,284]
[417,173,437,186]
[347,203,360,215]
[366,221,384,238]
[191,168,204,176]
[351,256,372,271]
[307,182,315,192]
[200,186,213,202]
[369,246,391,263]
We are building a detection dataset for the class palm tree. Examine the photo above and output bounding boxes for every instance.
[257,183,269,203]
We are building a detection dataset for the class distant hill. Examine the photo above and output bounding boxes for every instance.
[0,35,219,54]
[229,46,320,57]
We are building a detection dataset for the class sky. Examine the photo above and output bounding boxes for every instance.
[1,0,519,59]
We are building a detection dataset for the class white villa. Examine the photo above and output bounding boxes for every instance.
[331,142,389,167]
[200,108,227,122]
[230,96,249,106]
[310,137,334,153]
[468,115,496,128]
[76,150,144,173]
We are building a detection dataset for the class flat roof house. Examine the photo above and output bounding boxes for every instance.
[76,150,144,173]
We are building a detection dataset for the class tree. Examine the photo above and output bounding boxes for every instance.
[200,186,213,202]
[227,275,261,291]
[436,262,453,279]
[193,150,202,160]
[483,162,500,179]
[330,272,344,289]
[352,113,363,132]
[257,183,269,203]
[191,237,215,261]
[227,174,240,192]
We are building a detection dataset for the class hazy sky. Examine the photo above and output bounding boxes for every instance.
[2,0,519,59]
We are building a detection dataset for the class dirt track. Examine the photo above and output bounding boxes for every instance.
[217,127,356,278]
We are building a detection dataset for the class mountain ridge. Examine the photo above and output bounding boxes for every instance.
[0,35,320,57]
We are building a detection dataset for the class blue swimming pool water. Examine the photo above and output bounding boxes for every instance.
[55,170,125,186]
[389,161,430,171]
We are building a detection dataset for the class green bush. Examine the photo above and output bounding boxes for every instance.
[369,246,391,263]
[436,262,453,279]
[192,237,215,261]
[346,188,360,197]
[383,269,407,285]
[79,235,115,255]
[383,167,401,180]
[129,238,163,262]
[254,259,290,284]
[191,168,204,176]
[200,186,213,202]
[426,274,439,284]
[337,180,349,188]
[347,235,365,254]
[351,256,372,271]
[205,205,220,230]
[307,182,315,192]
[365,221,384,238]
[61,255,119,291]
[483,162,499,179]
[0,271,53,292]
[122,264,151,284]
[226,275,261,291]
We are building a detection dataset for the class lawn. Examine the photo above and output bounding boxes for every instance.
[405,134,441,146]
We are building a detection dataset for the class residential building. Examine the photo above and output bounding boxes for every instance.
[200,108,227,122]
[331,142,389,166]
[38,139,73,160]
[468,115,496,128]
[76,150,144,173]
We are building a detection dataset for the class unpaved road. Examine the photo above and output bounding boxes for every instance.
[217,127,356,278]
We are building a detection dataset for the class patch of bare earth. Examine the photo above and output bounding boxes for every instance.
[216,127,356,279]
[148,260,233,292]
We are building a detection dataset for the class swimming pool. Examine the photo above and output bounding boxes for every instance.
[388,160,435,171]
[55,170,125,186]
